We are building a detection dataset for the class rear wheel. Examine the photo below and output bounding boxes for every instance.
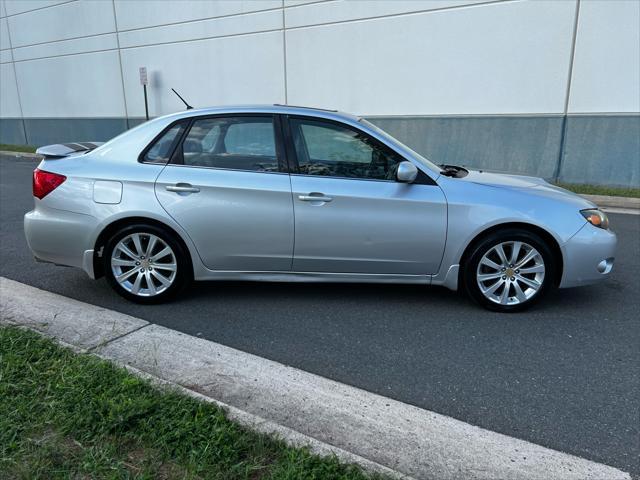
[103,224,190,304]
[463,229,556,312]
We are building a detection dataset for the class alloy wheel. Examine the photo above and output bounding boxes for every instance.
[476,241,546,306]
[110,233,177,297]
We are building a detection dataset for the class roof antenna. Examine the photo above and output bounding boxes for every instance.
[171,88,193,110]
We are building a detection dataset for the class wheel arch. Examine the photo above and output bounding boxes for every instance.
[92,216,194,279]
[457,222,564,288]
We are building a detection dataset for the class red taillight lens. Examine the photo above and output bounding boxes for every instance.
[33,168,66,199]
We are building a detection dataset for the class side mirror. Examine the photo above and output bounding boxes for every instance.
[396,161,418,183]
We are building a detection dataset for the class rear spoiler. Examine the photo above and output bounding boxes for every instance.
[36,142,104,159]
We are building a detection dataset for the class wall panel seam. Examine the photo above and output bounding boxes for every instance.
[115,5,283,34]
[554,0,581,181]
[2,9,27,143]
[3,0,77,18]
[11,31,116,51]
[282,0,288,104]
[111,0,129,125]
[285,0,514,31]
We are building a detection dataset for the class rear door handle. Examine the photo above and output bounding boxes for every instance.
[166,184,200,194]
[298,194,333,203]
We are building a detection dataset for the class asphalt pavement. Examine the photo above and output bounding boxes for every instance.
[1,155,639,476]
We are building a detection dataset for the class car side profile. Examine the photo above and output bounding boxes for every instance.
[25,105,616,311]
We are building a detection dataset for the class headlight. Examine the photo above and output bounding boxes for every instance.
[581,209,609,229]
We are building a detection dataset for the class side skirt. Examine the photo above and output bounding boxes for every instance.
[194,270,431,285]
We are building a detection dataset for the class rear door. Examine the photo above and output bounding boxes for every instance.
[154,114,294,271]
[285,115,447,275]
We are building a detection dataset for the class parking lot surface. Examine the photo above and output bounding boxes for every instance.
[1,156,638,475]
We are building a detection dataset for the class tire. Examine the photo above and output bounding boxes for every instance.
[462,229,556,312]
[103,223,191,304]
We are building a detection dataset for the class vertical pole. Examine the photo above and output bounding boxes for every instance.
[143,84,149,121]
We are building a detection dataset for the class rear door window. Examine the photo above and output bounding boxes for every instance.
[179,116,279,172]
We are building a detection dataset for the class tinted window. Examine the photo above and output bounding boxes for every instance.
[181,116,278,172]
[290,118,403,180]
[144,122,186,163]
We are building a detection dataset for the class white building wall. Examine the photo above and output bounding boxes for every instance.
[0,0,638,186]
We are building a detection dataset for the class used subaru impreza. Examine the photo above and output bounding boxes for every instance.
[25,105,616,311]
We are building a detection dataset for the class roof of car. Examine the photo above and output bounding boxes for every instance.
[168,104,361,123]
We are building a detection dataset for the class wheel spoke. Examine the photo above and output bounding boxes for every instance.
[111,258,136,267]
[516,274,541,290]
[117,243,138,260]
[116,268,139,283]
[480,257,501,270]
[513,281,527,302]
[151,270,172,288]
[132,234,144,257]
[499,283,510,304]
[145,271,157,295]
[146,235,158,257]
[516,249,537,268]
[131,272,143,295]
[151,247,171,262]
[494,244,509,266]
[481,279,504,295]
[509,241,522,265]
[478,272,503,282]
[151,262,176,272]
[519,264,545,274]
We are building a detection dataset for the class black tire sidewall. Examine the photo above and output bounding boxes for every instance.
[103,224,190,304]
[463,229,556,312]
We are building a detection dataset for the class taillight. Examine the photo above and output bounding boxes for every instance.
[33,168,66,199]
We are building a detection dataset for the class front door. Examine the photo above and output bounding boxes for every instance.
[286,116,447,275]
[155,115,294,271]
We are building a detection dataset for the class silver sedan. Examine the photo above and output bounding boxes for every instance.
[24,105,616,311]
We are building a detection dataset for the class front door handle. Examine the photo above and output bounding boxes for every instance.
[298,193,333,203]
[166,184,200,194]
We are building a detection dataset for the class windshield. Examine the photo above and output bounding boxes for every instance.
[358,118,440,172]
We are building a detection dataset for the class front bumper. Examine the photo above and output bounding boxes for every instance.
[24,205,98,276]
[559,222,617,288]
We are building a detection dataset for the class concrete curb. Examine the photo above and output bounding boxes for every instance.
[0,277,631,480]
[0,150,41,159]
[580,194,640,211]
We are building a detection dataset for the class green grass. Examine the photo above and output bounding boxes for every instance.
[0,326,381,480]
[0,144,37,153]
[553,182,640,198]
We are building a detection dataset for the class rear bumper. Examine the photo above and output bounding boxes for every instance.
[24,206,98,277]
[559,223,617,288]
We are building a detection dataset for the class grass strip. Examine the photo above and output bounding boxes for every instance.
[0,326,381,480]
[0,144,37,154]
[553,182,639,198]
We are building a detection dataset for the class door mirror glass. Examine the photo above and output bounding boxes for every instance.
[396,161,418,183]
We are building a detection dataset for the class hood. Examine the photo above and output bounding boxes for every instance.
[457,169,597,209]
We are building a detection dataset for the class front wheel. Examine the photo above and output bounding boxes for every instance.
[103,224,190,304]
[462,229,556,312]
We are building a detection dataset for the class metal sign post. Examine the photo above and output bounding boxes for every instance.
[139,67,149,121]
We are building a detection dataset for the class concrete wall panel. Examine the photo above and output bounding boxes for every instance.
[559,115,640,187]
[7,0,115,48]
[285,0,486,28]
[120,31,285,117]
[568,0,640,113]
[118,9,281,49]
[4,0,69,16]
[1,16,10,49]
[12,33,118,61]
[369,115,564,179]
[286,0,576,115]
[0,118,26,144]
[23,117,128,146]
[113,0,280,31]
[0,62,20,116]
[14,50,126,117]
